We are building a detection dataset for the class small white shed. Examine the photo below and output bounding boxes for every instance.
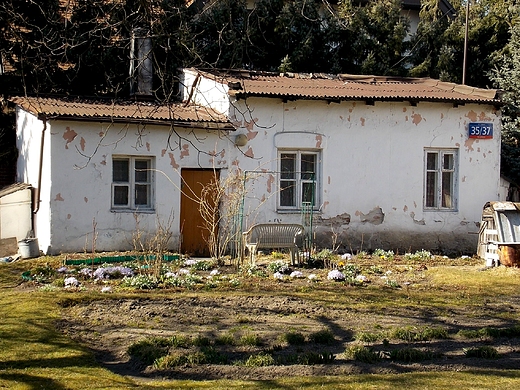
[0,183,32,242]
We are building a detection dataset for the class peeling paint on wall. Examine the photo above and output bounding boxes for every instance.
[466,110,478,122]
[63,127,77,149]
[232,158,239,166]
[55,193,64,201]
[410,211,425,225]
[84,197,88,203]
[403,205,408,212]
[168,152,179,169]
[356,207,384,224]
[267,174,274,193]
[411,113,423,125]
[322,201,329,211]
[100,155,107,166]
[246,127,258,140]
[180,144,190,159]
[244,146,254,158]
[244,118,258,131]
[464,137,476,152]
[315,134,322,148]
[146,142,151,151]
[360,117,366,126]
[67,214,71,219]
[161,149,167,157]
[328,176,331,185]
[403,107,407,112]
[80,137,85,151]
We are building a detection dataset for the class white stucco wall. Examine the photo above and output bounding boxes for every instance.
[17,109,232,254]
[15,108,53,251]
[225,96,502,254]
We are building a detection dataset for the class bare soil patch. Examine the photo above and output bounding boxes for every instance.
[57,292,520,380]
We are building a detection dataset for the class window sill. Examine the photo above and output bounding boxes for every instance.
[277,209,321,214]
[423,208,458,212]
[111,208,156,214]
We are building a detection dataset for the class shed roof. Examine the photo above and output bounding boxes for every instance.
[192,69,501,105]
[10,96,235,130]
[0,183,32,198]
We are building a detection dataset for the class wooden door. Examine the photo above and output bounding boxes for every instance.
[180,169,219,257]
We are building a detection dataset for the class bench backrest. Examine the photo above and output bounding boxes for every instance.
[244,223,304,247]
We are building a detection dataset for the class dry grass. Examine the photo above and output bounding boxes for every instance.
[1,254,520,388]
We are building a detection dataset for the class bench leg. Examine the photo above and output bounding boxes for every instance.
[290,248,298,266]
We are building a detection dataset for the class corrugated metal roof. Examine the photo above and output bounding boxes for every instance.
[10,96,234,130]
[194,69,501,105]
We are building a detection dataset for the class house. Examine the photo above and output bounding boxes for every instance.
[12,96,234,256]
[13,68,502,256]
[180,68,502,255]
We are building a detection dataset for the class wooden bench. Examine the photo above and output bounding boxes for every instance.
[242,223,304,265]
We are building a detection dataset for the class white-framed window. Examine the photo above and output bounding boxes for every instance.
[112,156,154,211]
[424,148,458,210]
[278,151,320,210]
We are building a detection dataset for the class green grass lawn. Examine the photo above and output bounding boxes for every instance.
[1,255,520,389]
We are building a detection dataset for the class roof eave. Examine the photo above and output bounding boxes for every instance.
[230,92,502,107]
[37,114,235,131]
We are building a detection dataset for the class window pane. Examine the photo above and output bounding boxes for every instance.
[280,180,295,206]
[135,160,150,183]
[114,185,129,205]
[113,159,129,182]
[135,184,149,206]
[426,171,437,207]
[302,182,316,204]
[281,153,296,179]
[441,171,453,208]
[443,153,454,170]
[301,154,316,180]
[426,153,437,170]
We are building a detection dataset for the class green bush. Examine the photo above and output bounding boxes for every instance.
[243,353,275,367]
[373,249,394,260]
[389,348,437,363]
[267,260,289,274]
[239,333,262,346]
[389,326,448,342]
[308,329,335,344]
[356,331,382,344]
[297,351,335,365]
[281,331,306,345]
[345,345,382,363]
[127,337,171,365]
[215,333,235,346]
[464,346,499,359]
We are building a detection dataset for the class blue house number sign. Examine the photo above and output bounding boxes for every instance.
[468,122,493,139]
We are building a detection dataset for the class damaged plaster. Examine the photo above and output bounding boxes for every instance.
[356,207,384,225]
[316,212,351,228]
[63,127,77,149]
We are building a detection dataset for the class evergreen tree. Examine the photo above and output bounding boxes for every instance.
[490,19,520,185]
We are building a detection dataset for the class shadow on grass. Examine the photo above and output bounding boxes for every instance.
[0,372,67,390]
